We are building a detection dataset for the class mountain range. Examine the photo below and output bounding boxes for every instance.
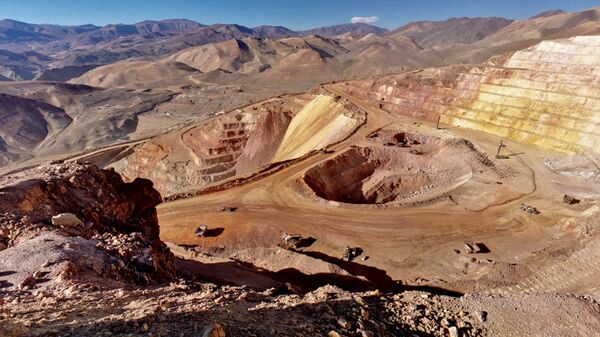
[0,12,532,81]
[1,5,600,170]
[1,7,593,83]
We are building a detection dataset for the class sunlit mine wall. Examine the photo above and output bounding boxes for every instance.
[360,36,600,155]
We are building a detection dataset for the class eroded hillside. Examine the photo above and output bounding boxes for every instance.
[0,82,176,169]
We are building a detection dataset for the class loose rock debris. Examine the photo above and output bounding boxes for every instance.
[520,204,540,215]
[281,232,303,249]
[563,195,581,205]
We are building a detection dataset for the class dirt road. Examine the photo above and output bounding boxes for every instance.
[158,84,599,293]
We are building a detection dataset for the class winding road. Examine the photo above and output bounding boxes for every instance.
[157,83,591,291]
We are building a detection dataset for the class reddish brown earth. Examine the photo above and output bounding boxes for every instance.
[2,163,598,337]
[2,8,600,337]
[156,80,599,299]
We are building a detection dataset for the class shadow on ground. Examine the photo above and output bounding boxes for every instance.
[175,249,463,297]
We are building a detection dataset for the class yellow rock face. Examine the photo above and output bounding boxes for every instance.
[442,36,600,154]
[362,36,600,155]
[274,95,363,161]
[112,94,364,196]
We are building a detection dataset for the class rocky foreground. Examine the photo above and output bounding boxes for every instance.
[1,162,600,337]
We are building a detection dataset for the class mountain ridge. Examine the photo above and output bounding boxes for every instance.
[1,6,599,81]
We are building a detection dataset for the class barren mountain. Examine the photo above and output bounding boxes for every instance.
[34,64,99,82]
[67,6,600,91]
[2,6,599,82]
[0,93,70,165]
[0,21,389,82]
[0,49,42,80]
[390,16,514,48]
[484,6,600,41]
[0,20,264,79]
[300,23,389,37]
[69,30,427,91]
[349,6,600,70]
[168,38,283,73]
[0,19,98,39]
[440,6,600,65]
[72,35,348,90]
[0,19,98,52]
[530,9,567,19]
[251,25,298,38]
[69,60,201,88]
[0,82,175,168]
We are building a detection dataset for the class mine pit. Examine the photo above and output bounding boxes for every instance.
[302,132,476,205]
[4,8,600,336]
[368,129,444,153]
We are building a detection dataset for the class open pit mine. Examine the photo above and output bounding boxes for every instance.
[2,7,600,337]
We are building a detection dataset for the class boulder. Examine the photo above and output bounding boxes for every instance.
[51,213,83,228]
[0,162,175,288]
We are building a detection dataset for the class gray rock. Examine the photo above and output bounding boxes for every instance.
[51,213,83,228]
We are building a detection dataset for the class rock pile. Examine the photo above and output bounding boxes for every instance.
[0,162,175,291]
[381,292,486,336]
[520,204,541,215]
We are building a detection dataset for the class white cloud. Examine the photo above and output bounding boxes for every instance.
[351,16,379,25]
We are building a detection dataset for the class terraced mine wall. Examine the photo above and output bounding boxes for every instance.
[116,109,290,196]
[113,94,365,196]
[353,36,600,155]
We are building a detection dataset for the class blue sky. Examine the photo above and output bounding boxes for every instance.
[2,0,599,30]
